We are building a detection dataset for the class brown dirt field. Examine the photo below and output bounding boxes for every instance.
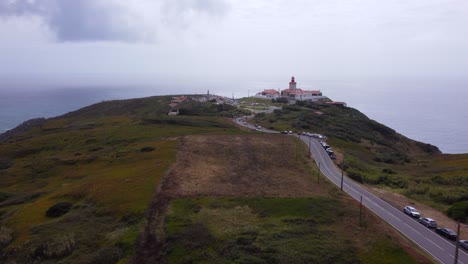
[133,134,434,263]
[163,134,326,198]
[366,186,468,240]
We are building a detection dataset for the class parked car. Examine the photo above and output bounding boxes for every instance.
[419,217,437,228]
[281,131,288,134]
[459,240,468,250]
[460,240,468,250]
[403,206,420,218]
[435,228,457,241]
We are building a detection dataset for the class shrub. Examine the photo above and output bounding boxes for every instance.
[89,247,123,264]
[407,185,430,195]
[0,157,12,170]
[0,192,10,203]
[382,168,396,174]
[0,226,13,249]
[140,146,155,152]
[375,174,408,189]
[32,234,75,259]
[273,97,288,104]
[447,201,468,222]
[347,169,364,183]
[429,188,468,204]
[46,202,73,217]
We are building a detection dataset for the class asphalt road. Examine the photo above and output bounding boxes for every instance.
[234,118,468,264]
[301,135,468,264]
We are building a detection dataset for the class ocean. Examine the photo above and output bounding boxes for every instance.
[0,78,467,154]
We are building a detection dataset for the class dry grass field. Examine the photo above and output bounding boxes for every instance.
[164,134,324,198]
[134,134,432,264]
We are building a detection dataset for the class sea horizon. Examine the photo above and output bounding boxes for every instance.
[1,77,467,154]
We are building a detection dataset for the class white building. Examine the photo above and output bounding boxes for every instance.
[281,76,326,101]
[255,89,280,99]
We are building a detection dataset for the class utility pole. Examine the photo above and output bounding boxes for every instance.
[308,136,311,158]
[318,162,320,184]
[341,153,345,191]
[359,195,363,227]
[454,221,460,264]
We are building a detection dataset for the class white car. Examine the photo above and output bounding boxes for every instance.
[460,240,468,250]
[404,206,420,218]
[419,217,437,228]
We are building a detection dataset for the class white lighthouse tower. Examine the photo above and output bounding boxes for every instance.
[289,76,297,91]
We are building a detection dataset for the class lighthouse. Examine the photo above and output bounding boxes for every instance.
[289,76,296,91]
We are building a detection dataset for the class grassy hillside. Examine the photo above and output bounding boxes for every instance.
[0,96,240,263]
[0,95,435,263]
[253,100,468,221]
[134,134,430,263]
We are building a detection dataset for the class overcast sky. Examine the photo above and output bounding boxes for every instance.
[1,0,467,88]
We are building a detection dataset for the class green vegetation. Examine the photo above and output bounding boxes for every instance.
[46,202,73,217]
[0,93,456,263]
[254,100,468,221]
[237,97,281,112]
[359,238,419,264]
[178,101,247,117]
[447,201,468,222]
[0,96,242,263]
[165,197,419,264]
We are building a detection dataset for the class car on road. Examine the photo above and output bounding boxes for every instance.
[418,217,437,228]
[435,227,457,241]
[460,240,468,250]
[403,206,420,218]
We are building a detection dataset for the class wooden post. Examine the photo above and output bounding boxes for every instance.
[359,195,363,227]
[341,153,345,191]
[454,221,460,264]
[318,162,320,184]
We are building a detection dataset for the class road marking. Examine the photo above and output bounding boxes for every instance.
[239,122,464,264]
[449,255,465,264]
[427,238,444,251]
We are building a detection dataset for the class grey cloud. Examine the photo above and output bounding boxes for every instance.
[162,0,229,16]
[48,1,143,42]
[161,0,230,28]
[0,0,229,42]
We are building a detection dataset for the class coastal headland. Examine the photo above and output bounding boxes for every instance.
[0,94,466,263]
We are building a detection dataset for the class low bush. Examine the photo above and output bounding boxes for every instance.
[272,97,288,104]
[447,201,468,222]
[428,188,468,205]
[406,185,430,195]
[46,202,73,218]
[347,168,364,183]
[0,192,11,203]
[0,226,13,249]
[32,234,75,259]
[140,146,155,152]
[375,174,408,189]
[0,157,12,170]
[89,246,123,264]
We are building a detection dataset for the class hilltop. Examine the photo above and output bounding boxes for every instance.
[0,94,465,263]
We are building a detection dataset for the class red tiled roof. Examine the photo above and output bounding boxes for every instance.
[257,89,280,95]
